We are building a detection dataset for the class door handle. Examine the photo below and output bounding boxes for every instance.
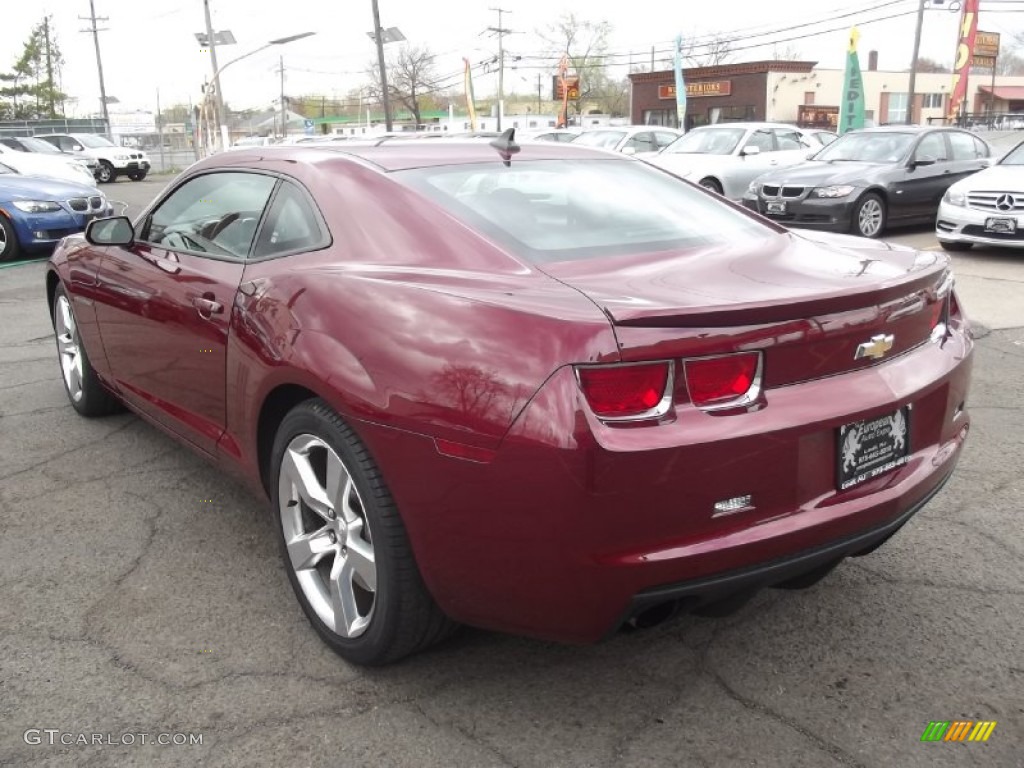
[193,295,224,318]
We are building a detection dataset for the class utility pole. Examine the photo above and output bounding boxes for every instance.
[371,0,393,131]
[278,55,286,138]
[80,0,111,136]
[909,0,933,124]
[44,16,55,116]
[156,88,165,172]
[536,73,542,115]
[488,7,512,131]
[202,0,229,149]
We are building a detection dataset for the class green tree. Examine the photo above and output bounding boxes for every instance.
[0,16,67,119]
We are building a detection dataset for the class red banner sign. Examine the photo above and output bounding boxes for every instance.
[947,0,980,120]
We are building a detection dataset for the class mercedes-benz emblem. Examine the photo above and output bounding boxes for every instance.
[996,194,1016,211]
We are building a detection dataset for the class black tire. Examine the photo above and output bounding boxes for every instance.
[271,399,455,665]
[96,160,117,184]
[851,192,887,238]
[699,177,724,195]
[0,214,22,262]
[127,170,147,182]
[939,240,973,252]
[52,284,123,416]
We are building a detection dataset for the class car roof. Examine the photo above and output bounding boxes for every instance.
[193,140,629,173]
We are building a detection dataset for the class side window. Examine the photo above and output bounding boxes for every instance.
[914,132,948,162]
[58,137,76,152]
[972,135,990,158]
[816,132,839,147]
[624,132,656,153]
[141,172,277,259]
[744,130,775,153]
[947,132,979,161]
[252,181,325,258]
[773,129,803,150]
[654,132,679,150]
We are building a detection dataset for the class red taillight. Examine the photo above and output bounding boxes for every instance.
[684,352,760,408]
[927,297,945,329]
[576,362,671,419]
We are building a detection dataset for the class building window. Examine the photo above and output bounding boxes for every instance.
[887,93,908,124]
[922,93,943,109]
[804,91,816,106]
[643,109,677,127]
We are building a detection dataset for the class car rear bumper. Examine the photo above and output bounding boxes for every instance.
[742,192,858,232]
[356,321,973,644]
[936,201,1024,248]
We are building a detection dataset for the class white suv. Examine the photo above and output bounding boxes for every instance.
[36,133,151,184]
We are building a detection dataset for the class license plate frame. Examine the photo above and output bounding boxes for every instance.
[837,406,911,490]
[765,200,787,215]
[984,216,1017,234]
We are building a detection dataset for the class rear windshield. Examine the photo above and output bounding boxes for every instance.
[395,159,771,263]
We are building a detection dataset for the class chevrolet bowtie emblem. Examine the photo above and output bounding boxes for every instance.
[854,333,895,361]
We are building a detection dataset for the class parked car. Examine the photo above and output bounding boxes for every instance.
[647,123,835,199]
[35,133,151,183]
[0,162,111,261]
[0,143,97,187]
[935,137,1024,250]
[517,128,580,143]
[571,125,683,156]
[46,136,972,664]
[743,127,992,238]
[0,136,101,178]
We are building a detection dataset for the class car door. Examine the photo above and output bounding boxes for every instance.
[947,130,991,187]
[892,132,951,221]
[622,131,658,156]
[92,170,277,453]
[726,129,778,199]
[770,128,812,167]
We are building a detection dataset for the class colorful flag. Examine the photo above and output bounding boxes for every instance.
[463,58,477,131]
[673,35,687,132]
[947,0,980,123]
[838,27,865,134]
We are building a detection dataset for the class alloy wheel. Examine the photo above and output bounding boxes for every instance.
[858,198,883,237]
[278,434,377,638]
[54,295,84,403]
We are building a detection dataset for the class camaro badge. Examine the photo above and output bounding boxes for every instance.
[854,333,895,360]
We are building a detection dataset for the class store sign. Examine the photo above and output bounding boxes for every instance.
[109,111,157,134]
[659,80,732,100]
[552,75,581,101]
[798,105,839,129]
[973,31,1000,69]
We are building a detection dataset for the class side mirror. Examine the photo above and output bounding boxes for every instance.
[72,145,84,152]
[621,146,637,156]
[741,145,761,157]
[911,154,937,168]
[85,216,134,246]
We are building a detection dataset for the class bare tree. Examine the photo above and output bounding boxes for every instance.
[366,45,438,126]
[682,33,734,67]
[913,56,947,73]
[771,43,804,61]
[538,13,612,118]
[590,76,630,117]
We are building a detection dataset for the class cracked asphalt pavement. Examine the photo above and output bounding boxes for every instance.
[1,178,1022,767]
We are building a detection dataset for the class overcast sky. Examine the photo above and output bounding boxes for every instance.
[2,0,1020,115]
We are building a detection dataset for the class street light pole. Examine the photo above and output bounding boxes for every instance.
[202,0,229,148]
[906,0,926,125]
[371,0,393,131]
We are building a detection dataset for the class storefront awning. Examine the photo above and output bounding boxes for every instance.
[978,85,1024,101]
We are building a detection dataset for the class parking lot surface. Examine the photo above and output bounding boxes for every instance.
[1,175,1022,767]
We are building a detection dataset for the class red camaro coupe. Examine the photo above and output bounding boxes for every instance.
[46,133,973,665]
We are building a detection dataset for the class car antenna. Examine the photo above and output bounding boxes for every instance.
[489,128,520,167]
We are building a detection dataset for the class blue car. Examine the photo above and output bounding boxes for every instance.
[0,162,111,261]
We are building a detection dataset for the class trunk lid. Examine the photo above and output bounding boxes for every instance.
[540,230,951,387]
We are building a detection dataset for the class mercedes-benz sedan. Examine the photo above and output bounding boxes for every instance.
[46,135,972,665]
[936,138,1024,250]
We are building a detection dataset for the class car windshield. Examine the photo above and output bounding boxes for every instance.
[572,131,626,149]
[396,159,773,264]
[999,141,1024,165]
[78,134,116,148]
[662,127,747,155]
[21,137,63,154]
[814,132,916,163]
